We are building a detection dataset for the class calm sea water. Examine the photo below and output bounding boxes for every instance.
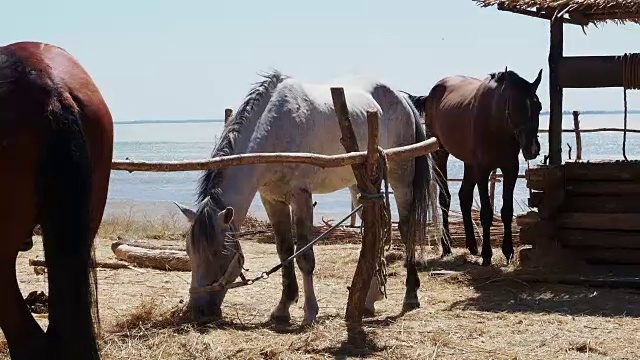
[110,113,640,220]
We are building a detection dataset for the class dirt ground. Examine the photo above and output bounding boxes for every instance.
[5,212,640,360]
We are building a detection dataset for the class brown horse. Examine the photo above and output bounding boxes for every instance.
[403,68,542,266]
[0,41,113,359]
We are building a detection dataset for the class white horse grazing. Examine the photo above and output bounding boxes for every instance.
[175,70,444,325]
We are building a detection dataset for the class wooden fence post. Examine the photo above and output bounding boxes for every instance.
[573,110,582,160]
[224,108,233,125]
[331,87,385,324]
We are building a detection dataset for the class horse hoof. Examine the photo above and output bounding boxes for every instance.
[269,313,291,325]
[481,258,491,267]
[363,307,376,318]
[301,315,317,328]
[469,247,479,256]
[503,251,514,264]
[402,300,420,313]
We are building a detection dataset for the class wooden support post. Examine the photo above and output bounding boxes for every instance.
[548,18,564,165]
[573,111,582,160]
[224,108,233,124]
[331,87,384,324]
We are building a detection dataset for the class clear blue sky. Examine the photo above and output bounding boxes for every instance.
[2,0,638,121]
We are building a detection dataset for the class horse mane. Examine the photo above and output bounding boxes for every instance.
[196,70,287,205]
[488,70,531,91]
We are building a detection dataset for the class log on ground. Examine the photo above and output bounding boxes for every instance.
[111,241,191,271]
[29,258,132,270]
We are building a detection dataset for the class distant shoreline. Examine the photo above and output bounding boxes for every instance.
[113,110,640,125]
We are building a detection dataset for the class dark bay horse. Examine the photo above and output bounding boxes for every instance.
[404,68,542,266]
[0,42,113,359]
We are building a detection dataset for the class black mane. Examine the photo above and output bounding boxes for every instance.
[489,70,532,91]
[196,70,287,205]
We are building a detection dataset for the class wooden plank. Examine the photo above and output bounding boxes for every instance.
[525,165,564,191]
[516,274,640,289]
[528,191,544,208]
[560,229,640,249]
[566,181,640,195]
[575,249,640,265]
[563,195,640,213]
[559,213,640,231]
[558,55,623,88]
[519,221,556,245]
[564,160,640,180]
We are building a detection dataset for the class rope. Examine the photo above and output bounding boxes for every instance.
[357,146,391,299]
[621,53,640,161]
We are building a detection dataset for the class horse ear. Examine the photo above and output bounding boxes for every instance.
[531,69,543,91]
[218,207,235,225]
[174,202,197,223]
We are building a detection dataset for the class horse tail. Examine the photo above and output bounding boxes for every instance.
[39,95,100,359]
[408,107,444,260]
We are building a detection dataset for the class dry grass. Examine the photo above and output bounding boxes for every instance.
[475,0,640,25]
[5,210,640,359]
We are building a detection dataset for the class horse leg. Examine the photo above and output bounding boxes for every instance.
[432,150,452,257]
[499,164,519,264]
[261,194,298,323]
[387,163,422,312]
[0,189,45,358]
[291,187,318,326]
[476,167,494,266]
[348,184,363,221]
[0,254,47,360]
[459,165,479,255]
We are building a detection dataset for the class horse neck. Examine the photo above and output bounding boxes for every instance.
[209,74,286,228]
[484,83,513,135]
[217,165,261,229]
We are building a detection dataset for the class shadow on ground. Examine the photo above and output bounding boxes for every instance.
[420,249,640,318]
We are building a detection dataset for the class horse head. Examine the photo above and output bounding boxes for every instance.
[494,68,543,161]
[174,199,244,319]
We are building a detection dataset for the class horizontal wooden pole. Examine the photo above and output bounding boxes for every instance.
[558,56,624,88]
[539,128,640,134]
[112,138,439,172]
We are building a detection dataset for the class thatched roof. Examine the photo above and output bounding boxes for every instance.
[474,0,640,26]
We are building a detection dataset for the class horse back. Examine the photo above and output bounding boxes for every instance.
[426,76,493,162]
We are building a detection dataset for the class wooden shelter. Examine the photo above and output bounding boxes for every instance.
[475,0,640,267]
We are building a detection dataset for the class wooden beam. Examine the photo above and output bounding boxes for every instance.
[548,19,564,165]
[564,160,640,180]
[566,181,640,195]
[558,56,624,88]
[575,249,640,265]
[560,229,640,249]
[563,195,640,213]
[112,138,439,173]
[559,213,640,231]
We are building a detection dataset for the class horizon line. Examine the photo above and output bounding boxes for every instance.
[113,109,640,125]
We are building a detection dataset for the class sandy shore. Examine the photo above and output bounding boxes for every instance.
[104,199,354,226]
